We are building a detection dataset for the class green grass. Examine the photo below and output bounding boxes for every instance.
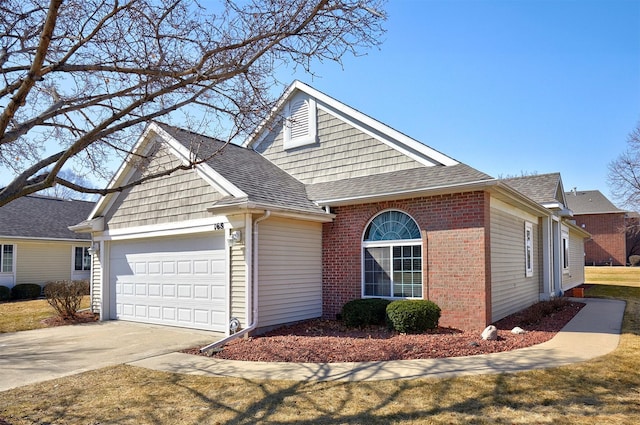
[1,275,639,424]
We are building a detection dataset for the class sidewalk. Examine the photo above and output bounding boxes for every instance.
[129,297,626,381]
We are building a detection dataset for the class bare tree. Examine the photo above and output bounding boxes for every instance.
[609,122,640,211]
[0,0,386,206]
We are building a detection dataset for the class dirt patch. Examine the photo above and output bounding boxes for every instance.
[40,310,98,327]
[184,301,585,363]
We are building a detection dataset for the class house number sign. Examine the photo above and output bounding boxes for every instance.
[213,223,225,230]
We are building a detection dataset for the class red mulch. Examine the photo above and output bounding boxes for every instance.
[183,301,585,363]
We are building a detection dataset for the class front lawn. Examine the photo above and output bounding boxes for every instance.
[1,280,639,424]
[0,296,91,333]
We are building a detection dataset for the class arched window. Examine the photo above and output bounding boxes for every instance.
[362,210,422,298]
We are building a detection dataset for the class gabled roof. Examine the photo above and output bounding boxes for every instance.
[502,173,567,207]
[564,190,625,215]
[156,123,325,215]
[244,80,459,167]
[307,164,494,204]
[0,195,93,240]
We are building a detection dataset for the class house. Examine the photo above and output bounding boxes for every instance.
[73,81,589,337]
[0,194,95,289]
[564,189,628,266]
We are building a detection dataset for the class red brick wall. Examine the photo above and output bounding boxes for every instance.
[574,213,626,265]
[322,191,491,331]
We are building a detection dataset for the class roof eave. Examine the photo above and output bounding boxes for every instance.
[207,200,335,223]
[314,179,499,207]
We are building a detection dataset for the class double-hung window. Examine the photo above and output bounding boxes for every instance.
[362,210,422,298]
[74,247,91,271]
[0,244,14,273]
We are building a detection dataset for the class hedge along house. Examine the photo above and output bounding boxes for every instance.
[0,195,94,289]
[73,81,589,339]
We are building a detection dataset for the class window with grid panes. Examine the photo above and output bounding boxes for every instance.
[362,211,422,298]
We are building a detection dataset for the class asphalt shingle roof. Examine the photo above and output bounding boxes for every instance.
[157,123,325,214]
[0,195,94,240]
[306,164,494,202]
[564,190,625,214]
[502,173,563,205]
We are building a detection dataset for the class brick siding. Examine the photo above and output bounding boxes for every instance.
[322,191,492,331]
[574,213,626,266]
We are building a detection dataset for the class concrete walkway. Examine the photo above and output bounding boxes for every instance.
[130,298,626,381]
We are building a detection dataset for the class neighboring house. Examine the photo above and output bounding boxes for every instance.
[0,194,95,289]
[73,81,589,335]
[564,189,628,266]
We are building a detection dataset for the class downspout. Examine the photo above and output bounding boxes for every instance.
[200,210,271,354]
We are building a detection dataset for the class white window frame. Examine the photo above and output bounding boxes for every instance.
[74,246,91,272]
[0,243,15,273]
[561,226,570,273]
[283,95,317,150]
[525,222,533,277]
[361,210,423,299]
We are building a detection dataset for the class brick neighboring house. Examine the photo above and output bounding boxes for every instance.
[564,189,627,266]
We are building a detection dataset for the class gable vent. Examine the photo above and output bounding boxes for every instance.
[283,96,317,150]
[289,99,309,139]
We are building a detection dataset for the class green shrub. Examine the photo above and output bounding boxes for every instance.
[44,280,89,319]
[386,300,441,333]
[0,285,10,301]
[10,283,42,300]
[341,298,392,328]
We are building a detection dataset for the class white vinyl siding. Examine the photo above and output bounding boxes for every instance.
[106,146,225,230]
[490,200,541,322]
[90,248,102,313]
[256,108,423,184]
[230,241,246,327]
[257,217,322,328]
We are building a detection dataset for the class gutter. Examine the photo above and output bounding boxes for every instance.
[199,210,271,354]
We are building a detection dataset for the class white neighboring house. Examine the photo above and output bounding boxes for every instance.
[0,195,94,289]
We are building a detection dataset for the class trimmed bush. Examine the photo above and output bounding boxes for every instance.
[10,283,42,300]
[44,280,89,319]
[386,300,441,333]
[629,255,640,266]
[0,285,10,302]
[341,298,392,328]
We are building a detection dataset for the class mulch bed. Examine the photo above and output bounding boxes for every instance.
[40,310,98,327]
[183,300,585,363]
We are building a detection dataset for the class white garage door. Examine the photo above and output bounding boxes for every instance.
[109,233,226,332]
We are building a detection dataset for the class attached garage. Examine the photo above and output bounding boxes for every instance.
[108,233,227,332]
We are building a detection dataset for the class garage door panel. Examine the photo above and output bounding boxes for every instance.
[110,233,226,332]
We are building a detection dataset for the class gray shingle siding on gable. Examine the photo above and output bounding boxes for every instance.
[0,195,93,240]
[106,144,225,230]
[254,109,425,185]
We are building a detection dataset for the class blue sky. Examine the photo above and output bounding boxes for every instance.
[278,0,640,205]
[3,0,639,207]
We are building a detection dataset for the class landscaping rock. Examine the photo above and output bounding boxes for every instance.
[511,326,527,334]
[481,325,498,341]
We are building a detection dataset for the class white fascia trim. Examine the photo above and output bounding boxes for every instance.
[315,179,498,206]
[154,124,247,199]
[95,217,229,241]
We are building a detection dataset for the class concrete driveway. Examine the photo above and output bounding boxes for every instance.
[0,321,222,391]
